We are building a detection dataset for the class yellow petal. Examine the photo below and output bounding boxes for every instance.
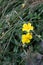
[22,35,26,44]
[23,23,27,28]
[28,23,31,26]
[26,33,32,39]
[26,39,30,43]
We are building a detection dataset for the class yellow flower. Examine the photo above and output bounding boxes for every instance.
[22,22,34,32]
[22,33,32,44]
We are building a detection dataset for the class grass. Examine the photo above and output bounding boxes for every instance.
[0,0,43,65]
